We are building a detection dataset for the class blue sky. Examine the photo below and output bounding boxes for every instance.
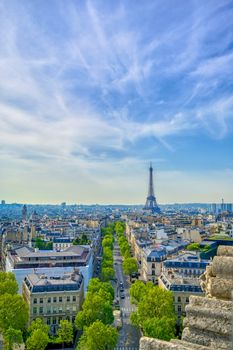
[0,0,233,204]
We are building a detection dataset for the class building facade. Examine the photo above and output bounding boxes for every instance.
[22,269,84,334]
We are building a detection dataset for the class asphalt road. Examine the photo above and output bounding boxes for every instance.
[113,239,140,350]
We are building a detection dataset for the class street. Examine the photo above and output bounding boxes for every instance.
[113,238,140,350]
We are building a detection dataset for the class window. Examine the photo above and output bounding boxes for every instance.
[33,298,37,304]
[67,296,70,302]
[47,318,51,325]
[177,305,182,314]
[39,307,43,314]
[177,296,181,302]
[48,297,51,303]
[40,298,43,304]
[186,297,189,303]
[72,296,76,302]
[52,317,57,324]
[59,297,62,302]
[152,263,155,268]
[33,307,37,314]
[53,297,57,303]
[152,270,155,275]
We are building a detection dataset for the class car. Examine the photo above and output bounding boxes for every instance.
[119,281,124,287]
[120,285,124,292]
[120,292,125,299]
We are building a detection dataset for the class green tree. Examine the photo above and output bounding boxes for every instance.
[27,318,49,335]
[102,237,114,250]
[101,267,115,281]
[26,329,49,350]
[122,258,138,276]
[57,320,73,349]
[102,247,113,260]
[130,285,176,340]
[35,238,52,250]
[119,242,130,258]
[4,327,23,350]
[0,272,18,295]
[87,278,114,303]
[143,316,176,340]
[0,294,28,333]
[129,280,146,304]
[75,294,114,330]
[77,321,118,350]
[115,222,125,235]
[186,243,200,251]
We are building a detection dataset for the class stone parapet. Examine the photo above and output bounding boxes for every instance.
[212,256,233,278]
[140,337,210,350]
[181,296,232,349]
[217,246,233,257]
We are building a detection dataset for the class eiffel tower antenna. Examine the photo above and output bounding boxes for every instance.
[144,163,160,213]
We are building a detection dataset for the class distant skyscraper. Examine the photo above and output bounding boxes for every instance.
[144,163,160,213]
[211,203,217,214]
[221,198,226,212]
[22,204,27,221]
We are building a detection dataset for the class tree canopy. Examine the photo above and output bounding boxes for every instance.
[73,233,91,245]
[27,318,49,336]
[75,293,114,330]
[77,321,118,350]
[122,257,138,276]
[0,294,28,333]
[130,283,176,340]
[0,272,18,295]
[26,329,49,350]
[87,278,114,303]
[35,237,53,250]
[57,320,73,348]
[4,327,23,350]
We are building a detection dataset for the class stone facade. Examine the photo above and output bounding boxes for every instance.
[139,245,233,350]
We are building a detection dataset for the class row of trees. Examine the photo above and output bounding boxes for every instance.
[130,281,176,340]
[75,278,118,350]
[101,224,115,281]
[115,222,138,276]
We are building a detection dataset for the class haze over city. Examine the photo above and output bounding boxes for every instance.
[0,0,233,204]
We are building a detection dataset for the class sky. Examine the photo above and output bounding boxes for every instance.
[0,0,233,204]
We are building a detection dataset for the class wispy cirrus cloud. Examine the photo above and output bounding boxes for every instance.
[0,0,232,202]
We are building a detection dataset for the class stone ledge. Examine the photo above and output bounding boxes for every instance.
[188,295,233,310]
[140,337,210,350]
[212,256,233,278]
[217,246,233,257]
[182,327,231,350]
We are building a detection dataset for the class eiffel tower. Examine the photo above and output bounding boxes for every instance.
[144,163,160,213]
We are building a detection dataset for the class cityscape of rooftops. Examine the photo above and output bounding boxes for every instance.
[0,1,232,350]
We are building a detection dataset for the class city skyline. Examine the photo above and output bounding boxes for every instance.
[0,0,233,203]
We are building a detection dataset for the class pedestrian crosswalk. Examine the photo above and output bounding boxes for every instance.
[121,307,136,313]
[115,347,138,350]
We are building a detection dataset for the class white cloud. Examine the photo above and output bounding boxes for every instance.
[0,0,232,202]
